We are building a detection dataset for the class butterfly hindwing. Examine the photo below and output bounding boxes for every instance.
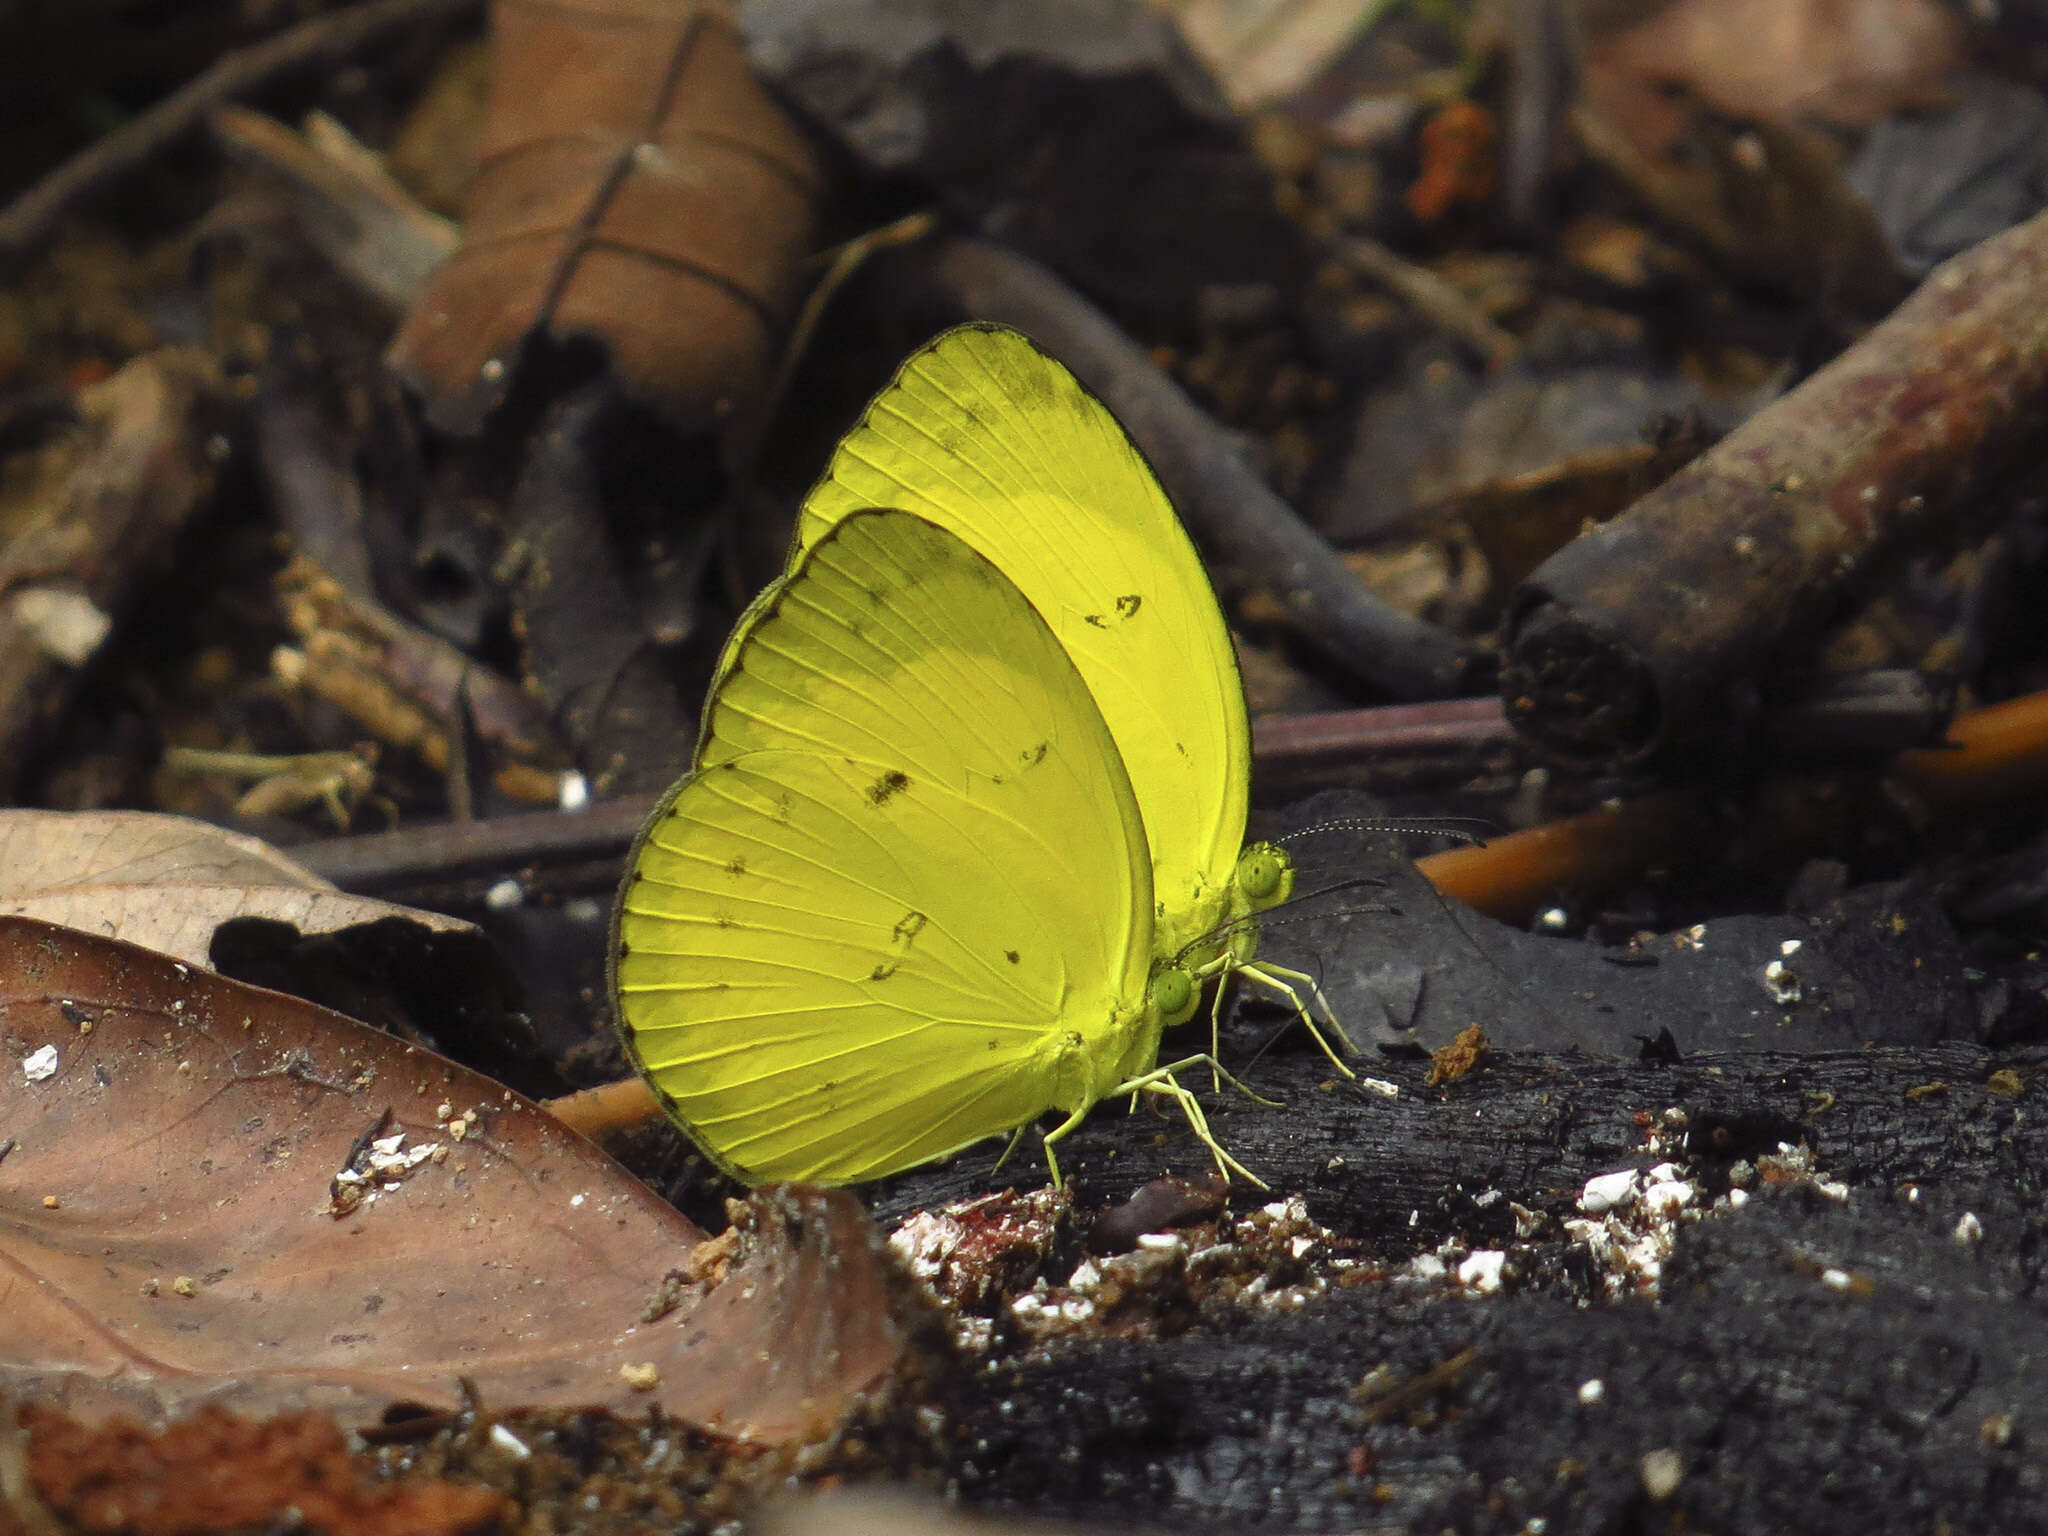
[616,510,1159,1184]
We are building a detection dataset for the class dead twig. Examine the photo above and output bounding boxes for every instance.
[274,556,569,805]
[0,0,481,266]
[921,236,1480,700]
[0,350,228,794]
[1504,205,2048,769]
[1335,234,1519,368]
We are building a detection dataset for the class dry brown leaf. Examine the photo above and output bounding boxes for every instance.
[0,916,907,1435]
[1591,0,1963,129]
[0,809,471,969]
[387,0,822,435]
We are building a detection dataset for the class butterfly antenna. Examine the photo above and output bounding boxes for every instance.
[1275,815,1494,849]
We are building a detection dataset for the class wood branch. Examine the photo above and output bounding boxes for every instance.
[929,1098,2045,1534]
[863,1042,2040,1240]
[0,0,481,266]
[1503,203,2048,769]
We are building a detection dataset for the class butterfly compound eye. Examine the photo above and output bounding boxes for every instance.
[1236,843,1292,907]
[1153,965,1198,1026]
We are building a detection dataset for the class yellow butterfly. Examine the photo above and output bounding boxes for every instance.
[614,509,1251,1186]
[613,327,1351,1186]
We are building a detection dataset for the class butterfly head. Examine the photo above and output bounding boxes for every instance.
[1235,842,1294,912]
[1150,962,1200,1028]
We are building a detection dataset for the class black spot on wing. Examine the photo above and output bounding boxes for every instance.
[868,769,911,806]
[893,910,928,943]
[1116,594,1142,618]
[1005,949,1020,964]
[1019,742,1048,768]
[1083,613,1108,629]
[724,855,747,877]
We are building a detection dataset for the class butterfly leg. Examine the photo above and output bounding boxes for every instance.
[1234,962,1357,1078]
[1128,1069,1268,1189]
[1039,1101,1101,1190]
[1110,1052,1284,1186]
[1204,973,1231,1092]
[990,1121,1032,1176]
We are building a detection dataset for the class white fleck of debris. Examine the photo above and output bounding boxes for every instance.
[1579,1169,1639,1215]
[23,1045,59,1082]
[571,1192,586,1208]
[1358,1077,1401,1099]
[480,357,508,384]
[559,771,591,812]
[1536,905,1571,932]
[485,878,524,910]
[1408,1209,1419,1227]
[1404,1253,1447,1285]
[564,896,603,924]
[11,587,112,665]
[435,1102,453,1121]
[1261,1201,1290,1220]
[1135,1232,1183,1253]
[888,1210,957,1283]
[1511,1202,1544,1238]
[1640,1447,1684,1500]
[1066,1260,1101,1292]
[371,1134,405,1156]
[1641,1177,1695,1219]
[173,1275,198,1297]
[1725,1187,1750,1209]
[619,1361,659,1391]
[489,1424,531,1458]
[1577,1378,1606,1406]
[1288,1234,1316,1260]
[1779,938,1803,956]
[1820,1268,1854,1291]
[1457,1250,1505,1293]
[1955,1211,1984,1246]
[1762,958,1802,1004]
